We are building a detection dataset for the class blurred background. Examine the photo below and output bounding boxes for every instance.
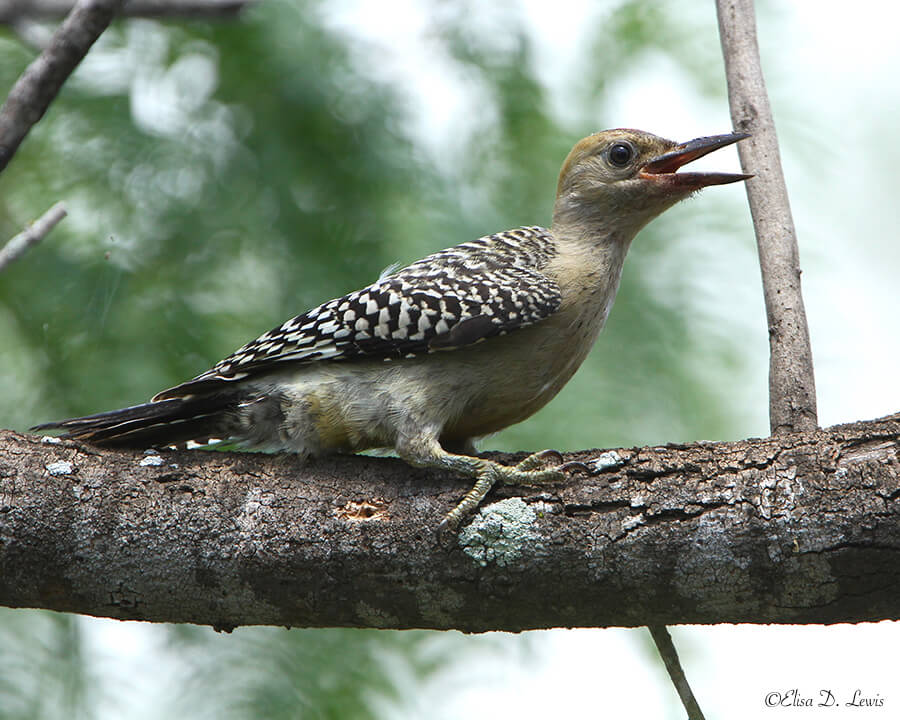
[0,0,897,717]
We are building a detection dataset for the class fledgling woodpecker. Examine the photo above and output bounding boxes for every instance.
[35,129,750,529]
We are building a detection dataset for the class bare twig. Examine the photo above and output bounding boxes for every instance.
[716,0,818,434]
[648,625,705,720]
[0,201,67,272]
[0,0,252,23]
[0,0,125,175]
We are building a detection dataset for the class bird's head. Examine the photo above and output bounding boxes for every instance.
[553,129,750,235]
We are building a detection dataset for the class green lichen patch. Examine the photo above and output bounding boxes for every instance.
[458,498,541,567]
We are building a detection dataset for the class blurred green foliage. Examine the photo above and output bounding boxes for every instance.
[162,626,452,720]
[0,0,751,717]
[0,612,97,720]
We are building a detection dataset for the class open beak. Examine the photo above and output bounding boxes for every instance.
[640,132,752,188]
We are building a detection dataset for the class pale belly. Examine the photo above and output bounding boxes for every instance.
[249,301,608,455]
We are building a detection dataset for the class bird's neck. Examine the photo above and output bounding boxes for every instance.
[546,221,634,319]
[551,191,656,240]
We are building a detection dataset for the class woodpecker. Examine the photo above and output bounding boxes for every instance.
[34,129,750,529]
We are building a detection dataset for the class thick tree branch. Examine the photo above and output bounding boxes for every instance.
[0,0,124,174]
[1,414,898,631]
[716,0,818,435]
[0,201,66,272]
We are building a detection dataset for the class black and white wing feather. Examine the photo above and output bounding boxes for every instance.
[155,227,560,400]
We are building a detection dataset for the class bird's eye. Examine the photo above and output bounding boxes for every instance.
[608,142,634,167]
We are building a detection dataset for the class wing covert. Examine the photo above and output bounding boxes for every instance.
[155,226,560,398]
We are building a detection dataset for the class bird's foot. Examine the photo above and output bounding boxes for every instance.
[512,449,593,478]
[439,452,591,532]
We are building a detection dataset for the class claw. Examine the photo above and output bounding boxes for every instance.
[541,449,565,465]
[515,449,564,471]
[435,515,454,538]
[560,460,593,475]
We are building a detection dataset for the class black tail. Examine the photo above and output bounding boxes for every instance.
[31,393,239,449]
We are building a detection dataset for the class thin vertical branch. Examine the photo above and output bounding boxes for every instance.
[650,4,820,717]
[716,0,818,434]
[0,0,125,174]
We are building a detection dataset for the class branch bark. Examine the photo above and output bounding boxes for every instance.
[1,414,898,631]
[717,0,818,435]
[0,0,124,174]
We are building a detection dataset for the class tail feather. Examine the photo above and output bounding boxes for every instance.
[31,394,238,449]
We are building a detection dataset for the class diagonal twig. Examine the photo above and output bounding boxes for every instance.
[716,0,818,434]
[0,0,125,175]
[0,0,253,23]
[0,201,67,272]
[648,625,706,720]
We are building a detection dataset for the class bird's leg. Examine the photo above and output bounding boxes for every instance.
[397,435,570,531]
